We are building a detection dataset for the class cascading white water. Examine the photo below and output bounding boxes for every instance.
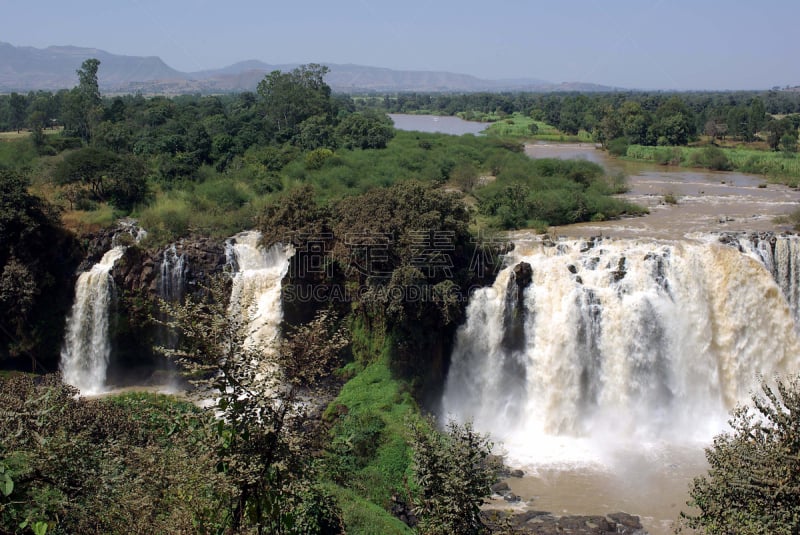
[156,244,187,350]
[159,244,186,303]
[60,246,126,395]
[737,234,800,327]
[225,231,293,354]
[442,235,800,469]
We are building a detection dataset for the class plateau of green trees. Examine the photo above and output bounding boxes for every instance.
[0,58,639,245]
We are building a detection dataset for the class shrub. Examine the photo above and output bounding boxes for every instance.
[690,146,732,171]
[663,192,678,205]
[409,418,497,535]
[607,137,630,157]
[306,147,335,170]
[682,376,800,535]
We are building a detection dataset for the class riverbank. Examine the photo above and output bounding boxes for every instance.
[524,142,800,239]
[622,144,800,187]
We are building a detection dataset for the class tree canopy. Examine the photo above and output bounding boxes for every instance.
[683,376,800,535]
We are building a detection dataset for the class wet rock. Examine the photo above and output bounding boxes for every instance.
[580,236,601,253]
[610,257,627,283]
[390,493,418,528]
[607,512,642,529]
[502,262,533,353]
[567,264,578,274]
[513,262,534,290]
[491,481,510,493]
[481,509,647,534]
[510,469,525,478]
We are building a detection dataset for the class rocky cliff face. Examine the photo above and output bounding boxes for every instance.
[92,234,228,382]
[112,237,227,297]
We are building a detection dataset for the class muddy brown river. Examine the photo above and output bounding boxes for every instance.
[526,142,800,239]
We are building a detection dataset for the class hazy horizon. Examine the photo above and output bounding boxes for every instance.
[2,0,798,91]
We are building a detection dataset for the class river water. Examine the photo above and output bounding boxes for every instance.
[389,113,490,135]
[527,142,800,238]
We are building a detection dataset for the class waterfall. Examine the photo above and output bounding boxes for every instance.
[60,246,126,395]
[736,234,800,326]
[159,244,186,303]
[442,236,800,468]
[225,231,293,355]
[156,244,187,349]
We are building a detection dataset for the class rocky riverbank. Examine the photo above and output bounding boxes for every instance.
[481,509,647,535]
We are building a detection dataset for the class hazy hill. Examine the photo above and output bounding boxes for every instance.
[0,42,185,91]
[0,42,618,94]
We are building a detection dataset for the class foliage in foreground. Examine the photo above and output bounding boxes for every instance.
[409,419,497,535]
[682,375,800,535]
[159,277,350,534]
[0,374,231,534]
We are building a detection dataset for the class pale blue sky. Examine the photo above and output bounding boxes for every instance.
[1,0,797,89]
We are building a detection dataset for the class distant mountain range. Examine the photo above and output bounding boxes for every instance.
[0,41,620,94]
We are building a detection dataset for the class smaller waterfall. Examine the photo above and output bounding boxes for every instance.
[156,244,187,349]
[736,234,800,326]
[225,231,293,355]
[159,244,186,303]
[60,246,126,395]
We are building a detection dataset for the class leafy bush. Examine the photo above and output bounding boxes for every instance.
[306,147,335,170]
[683,376,800,534]
[409,419,497,535]
[336,111,395,150]
[476,157,640,229]
[193,178,250,211]
[689,146,733,171]
[0,375,230,534]
[607,137,630,156]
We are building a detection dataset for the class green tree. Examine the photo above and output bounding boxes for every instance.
[77,58,101,107]
[52,147,148,210]
[682,376,800,535]
[0,170,76,369]
[64,58,102,141]
[765,118,796,151]
[780,131,798,154]
[8,93,27,133]
[335,111,395,149]
[257,64,332,143]
[159,278,348,534]
[409,418,497,535]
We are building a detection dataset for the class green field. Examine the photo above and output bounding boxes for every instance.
[483,112,593,142]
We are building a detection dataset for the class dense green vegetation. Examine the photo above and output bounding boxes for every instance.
[369,90,800,146]
[622,144,800,185]
[682,376,800,535]
[0,60,639,247]
[364,91,800,184]
[0,170,80,369]
[0,375,231,534]
[475,157,642,230]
